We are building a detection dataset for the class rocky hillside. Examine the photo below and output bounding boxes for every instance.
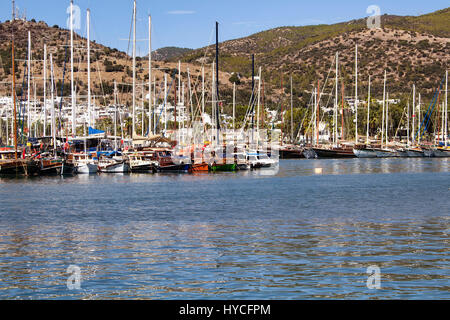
[0,20,222,107]
[180,8,450,106]
[152,47,193,61]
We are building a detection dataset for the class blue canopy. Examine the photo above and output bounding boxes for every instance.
[88,127,105,135]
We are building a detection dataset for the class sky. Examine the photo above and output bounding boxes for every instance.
[1,0,448,56]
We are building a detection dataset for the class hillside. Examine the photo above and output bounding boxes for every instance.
[0,20,223,107]
[180,8,450,106]
[152,47,193,61]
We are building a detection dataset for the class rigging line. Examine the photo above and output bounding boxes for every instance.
[95,59,108,106]
[416,75,445,141]
[58,32,70,132]
[126,5,133,58]
[18,48,30,143]
[394,86,414,139]
[154,74,176,132]
[17,54,27,129]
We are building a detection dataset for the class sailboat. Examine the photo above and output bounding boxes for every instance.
[312,51,356,159]
[209,21,237,172]
[0,16,39,176]
[432,71,449,157]
[354,75,377,158]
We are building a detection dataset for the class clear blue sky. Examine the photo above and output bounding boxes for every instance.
[1,0,448,55]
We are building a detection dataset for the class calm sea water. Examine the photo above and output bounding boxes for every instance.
[0,158,449,300]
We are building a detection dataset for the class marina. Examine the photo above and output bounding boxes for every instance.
[0,0,448,302]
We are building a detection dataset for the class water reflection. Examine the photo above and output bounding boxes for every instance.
[0,217,448,299]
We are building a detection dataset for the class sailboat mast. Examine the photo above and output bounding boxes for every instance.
[386,93,389,146]
[12,28,17,160]
[202,66,205,116]
[87,9,91,128]
[354,44,358,144]
[148,15,152,135]
[251,54,255,138]
[280,76,284,146]
[445,70,448,147]
[178,61,181,103]
[164,73,167,134]
[27,31,31,138]
[142,81,145,136]
[341,81,344,140]
[70,0,76,136]
[50,54,56,157]
[335,52,339,146]
[215,21,220,144]
[313,87,316,146]
[211,61,215,142]
[407,101,410,146]
[418,93,421,144]
[132,0,136,137]
[290,75,293,144]
[367,75,371,145]
[114,80,117,151]
[317,80,320,146]
[256,66,262,146]
[381,70,386,147]
[43,44,47,137]
[233,82,236,132]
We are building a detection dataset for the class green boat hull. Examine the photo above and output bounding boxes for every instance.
[211,164,237,172]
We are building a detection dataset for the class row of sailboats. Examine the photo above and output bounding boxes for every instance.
[303,43,449,159]
[1,0,279,176]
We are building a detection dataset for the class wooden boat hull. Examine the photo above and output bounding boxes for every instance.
[0,160,39,176]
[279,148,304,159]
[312,148,356,159]
[158,164,190,173]
[130,163,157,173]
[61,162,76,175]
[189,163,209,173]
[39,160,63,176]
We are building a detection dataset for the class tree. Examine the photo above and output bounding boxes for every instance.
[229,73,241,85]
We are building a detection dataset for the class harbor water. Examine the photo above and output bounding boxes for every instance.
[0,158,449,299]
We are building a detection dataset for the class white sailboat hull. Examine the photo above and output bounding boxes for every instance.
[433,149,450,158]
[77,163,98,174]
[99,162,130,173]
[353,149,377,158]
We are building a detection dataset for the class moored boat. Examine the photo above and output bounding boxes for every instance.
[406,148,425,158]
[374,148,398,158]
[312,147,356,159]
[353,145,377,158]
